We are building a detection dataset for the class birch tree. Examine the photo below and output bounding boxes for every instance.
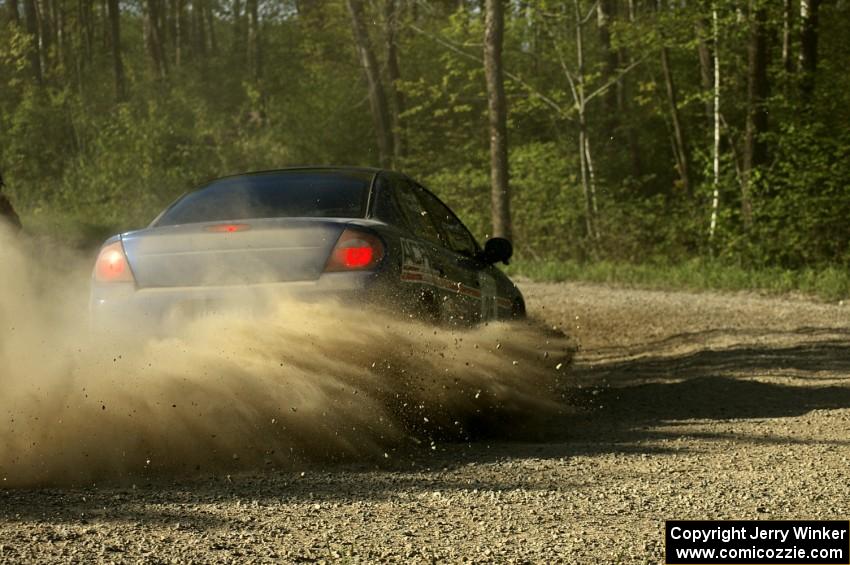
[567,0,600,245]
[709,5,720,243]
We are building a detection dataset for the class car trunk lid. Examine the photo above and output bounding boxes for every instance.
[122,218,347,288]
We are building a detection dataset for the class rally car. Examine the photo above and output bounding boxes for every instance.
[90,167,525,330]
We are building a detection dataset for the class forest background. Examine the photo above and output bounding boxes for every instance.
[1,0,848,297]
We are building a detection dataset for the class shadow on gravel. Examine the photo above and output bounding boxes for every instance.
[577,337,850,380]
[0,491,231,529]
[558,335,850,445]
[581,326,850,360]
[568,375,850,424]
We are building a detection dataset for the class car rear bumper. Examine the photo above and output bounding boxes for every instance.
[90,271,377,334]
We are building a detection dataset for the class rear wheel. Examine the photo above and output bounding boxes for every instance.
[416,290,441,325]
[511,297,526,319]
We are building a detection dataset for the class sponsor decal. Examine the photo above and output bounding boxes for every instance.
[400,238,484,300]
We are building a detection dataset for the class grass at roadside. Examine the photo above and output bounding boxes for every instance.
[507,259,850,302]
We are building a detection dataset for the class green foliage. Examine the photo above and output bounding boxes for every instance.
[509,142,581,258]
[0,0,848,286]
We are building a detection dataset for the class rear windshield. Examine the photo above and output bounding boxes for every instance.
[155,171,372,226]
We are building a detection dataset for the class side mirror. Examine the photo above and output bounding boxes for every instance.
[479,237,513,265]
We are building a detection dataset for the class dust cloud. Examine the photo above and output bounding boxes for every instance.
[0,226,572,488]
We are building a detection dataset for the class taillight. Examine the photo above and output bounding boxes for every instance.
[94,240,135,283]
[324,229,384,272]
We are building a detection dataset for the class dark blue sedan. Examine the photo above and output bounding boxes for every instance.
[90,167,525,329]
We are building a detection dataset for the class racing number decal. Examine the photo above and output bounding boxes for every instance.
[400,238,431,281]
[479,273,498,320]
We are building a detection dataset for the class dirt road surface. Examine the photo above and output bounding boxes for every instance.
[2,281,849,563]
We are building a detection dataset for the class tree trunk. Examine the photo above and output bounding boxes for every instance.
[101,0,109,50]
[144,0,168,79]
[573,0,598,246]
[798,0,820,103]
[205,0,217,54]
[23,0,43,83]
[660,44,691,195]
[346,0,394,168]
[695,16,714,124]
[175,0,186,66]
[193,0,207,59]
[106,0,125,100]
[167,0,177,58]
[782,0,793,73]
[596,0,618,138]
[7,0,21,25]
[484,0,511,240]
[157,0,169,75]
[578,111,598,245]
[709,6,720,243]
[231,0,243,56]
[49,0,59,49]
[742,0,768,228]
[622,1,642,180]
[80,0,93,63]
[55,0,65,68]
[584,136,598,216]
[37,0,52,74]
[384,0,405,164]
[247,0,260,82]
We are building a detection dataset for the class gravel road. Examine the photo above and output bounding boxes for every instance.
[2,281,849,563]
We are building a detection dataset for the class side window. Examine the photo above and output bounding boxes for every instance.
[370,175,405,226]
[414,186,479,257]
[394,180,442,244]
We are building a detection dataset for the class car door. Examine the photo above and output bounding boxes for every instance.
[387,176,454,320]
[411,184,494,324]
